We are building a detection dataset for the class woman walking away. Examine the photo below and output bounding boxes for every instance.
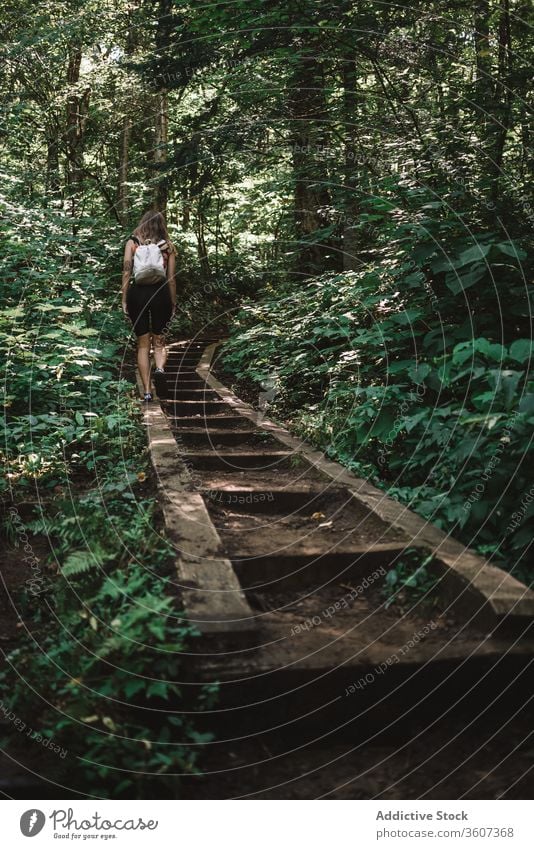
[122,211,176,402]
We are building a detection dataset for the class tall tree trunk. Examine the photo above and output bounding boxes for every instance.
[153,0,172,215]
[46,125,60,198]
[288,46,331,278]
[342,56,360,271]
[181,146,196,229]
[154,89,169,214]
[473,1,504,206]
[489,0,512,203]
[65,47,90,220]
[182,196,191,229]
[118,9,135,226]
[118,115,131,226]
[195,195,211,278]
[474,0,492,117]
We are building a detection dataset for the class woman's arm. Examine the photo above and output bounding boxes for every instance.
[167,250,176,314]
[121,240,134,315]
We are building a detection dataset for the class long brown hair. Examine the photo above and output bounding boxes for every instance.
[133,210,171,245]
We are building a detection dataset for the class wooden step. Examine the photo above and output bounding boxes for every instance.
[167,389,219,401]
[163,400,229,415]
[167,342,206,352]
[166,354,201,361]
[232,542,409,590]
[175,429,275,447]
[195,467,333,489]
[165,370,201,377]
[204,486,346,512]
[181,449,295,470]
[185,634,534,744]
[170,415,254,430]
[163,372,202,381]
[164,379,206,388]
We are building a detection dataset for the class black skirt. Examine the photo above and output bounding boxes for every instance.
[126,282,173,337]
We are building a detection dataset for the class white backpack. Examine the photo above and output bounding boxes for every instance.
[132,238,167,285]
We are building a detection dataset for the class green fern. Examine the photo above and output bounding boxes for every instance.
[61,546,111,577]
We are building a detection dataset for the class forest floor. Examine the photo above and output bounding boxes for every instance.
[178,716,534,799]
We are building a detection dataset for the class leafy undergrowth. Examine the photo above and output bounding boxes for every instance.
[220,202,534,585]
[382,550,441,612]
[2,467,216,798]
[0,193,216,798]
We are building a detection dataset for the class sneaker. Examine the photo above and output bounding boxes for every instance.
[153,367,168,399]
[143,392,153,402]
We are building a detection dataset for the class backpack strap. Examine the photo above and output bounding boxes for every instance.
[129,235,169,253]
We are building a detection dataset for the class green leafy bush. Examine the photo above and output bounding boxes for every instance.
[221,201,534,583]
[2,486,216,797]
[0,191,216,798]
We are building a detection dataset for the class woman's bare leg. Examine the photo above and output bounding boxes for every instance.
[137,333,152,393]
[153,334,167,370]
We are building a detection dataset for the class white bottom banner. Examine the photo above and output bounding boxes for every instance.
[1,800,532,848]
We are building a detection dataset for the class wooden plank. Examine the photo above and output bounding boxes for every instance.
[137,372,256,636]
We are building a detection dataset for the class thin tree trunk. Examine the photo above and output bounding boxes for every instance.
[182,198,191,229]
[195,196,211,278]
[214,194,221,275]
[489,0,512,202]
[118,9,135,226]
[288,47,331,277]
[473,1,492,124]
[65,47,90,220]
[118,115,131,226]
[46,131,60,197]
[154,89,169,214]
[342,56,360,271]
[153,0,172,215]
